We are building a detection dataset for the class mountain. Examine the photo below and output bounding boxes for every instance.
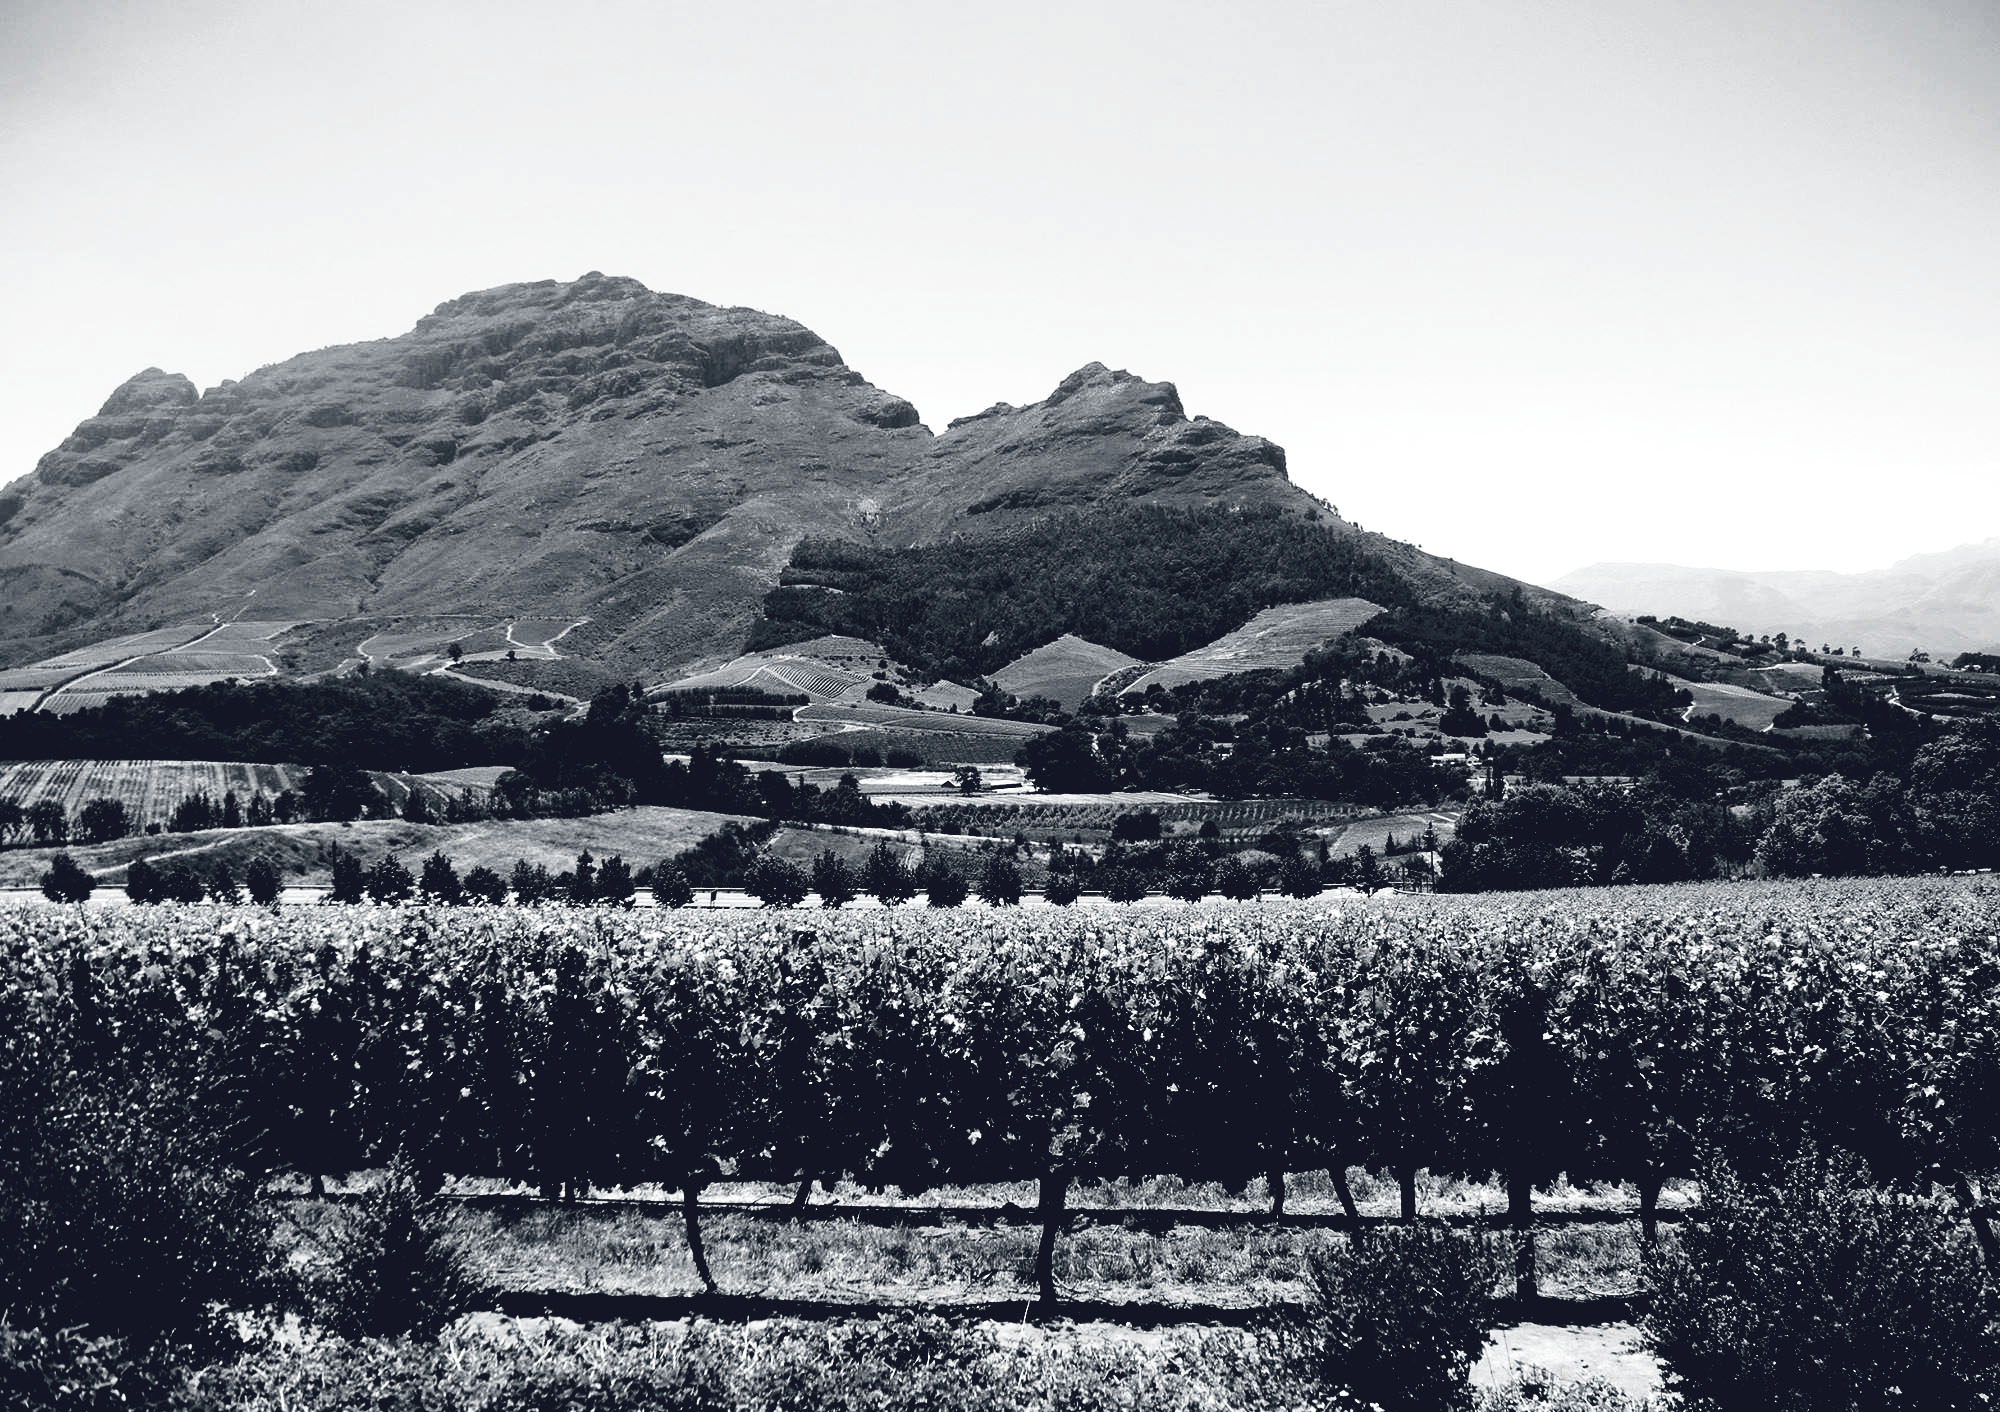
[2,272,1575,684]
[1550,541,2000,659]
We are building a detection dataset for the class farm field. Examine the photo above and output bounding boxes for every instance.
[797,701,1051,737]
[1122,598,1386,695]
[1455,652,1582,706]
[1666,676,1794,730]
[665,644,878,701]
[906,794,1370,840]
[992,633,1143,710]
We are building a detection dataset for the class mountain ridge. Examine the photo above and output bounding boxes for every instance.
[2,273,1580,684]
[1551,543,2000,658]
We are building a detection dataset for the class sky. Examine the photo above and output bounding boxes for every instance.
[3,0,1997,587]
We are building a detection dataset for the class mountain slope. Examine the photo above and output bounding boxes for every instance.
[4,272,1584,683]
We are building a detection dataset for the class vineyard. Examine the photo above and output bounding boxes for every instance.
[0,758,306,829]
[7,875,1999,1313]
[907,796,1372,837]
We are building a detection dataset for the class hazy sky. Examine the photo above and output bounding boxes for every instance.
[4,0,1996,586]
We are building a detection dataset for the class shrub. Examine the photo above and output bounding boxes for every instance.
[651,860,694,908]
[1646,1157,2000,1412]
[1280,1222,1502,1412]
[206,863,242,905]
[316,1155,481,1342]
[329,848,365,904]
[864,840,916,906]
[38,852,94,904]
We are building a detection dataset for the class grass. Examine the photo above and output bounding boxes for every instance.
[276,1170,1665,1311]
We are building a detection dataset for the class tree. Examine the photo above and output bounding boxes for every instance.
[921,854,970,908]
[1102,866,1147,903]
[812,850,857,908]
[567,850,598,906]
[1044,871,1082,906]
[1214,852,1260,901]
[595,854,636,907]
[0,795,23,846]
[976,853,1023,907]
[161,862,208,903]
[220,790,243,829]
[864,840,916,906]
[39,852,94,903]
[302,762,376,822]
[1016,721,1114,793]
[1353,844,1385,895]
[365,854,415,904]
[330,848,366,904]
[76,797,131,845]
[27,798,68,846]
[401,789,434,824]
[419,850,463,905]
[462,865,509,905]
[650,860,693,908]
[745,854,810,908]
[124,857,164,904]
[511,858,553,905]
[953,765,983,795]
[245,855,282,906]
[1279,850,1322,898]
[201,863,240,904]
[168,792,215,833]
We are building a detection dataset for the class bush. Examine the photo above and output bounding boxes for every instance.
[316,1155,481,1342]
[419,850,462,905]
[365,854,415,904]
[1646,1157,2000,1412]
[1280,1222,1502,1412]
[1044,872,1082,906]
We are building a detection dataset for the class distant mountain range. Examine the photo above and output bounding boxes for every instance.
[1550,541,2000,659]
[0,273,1574,684]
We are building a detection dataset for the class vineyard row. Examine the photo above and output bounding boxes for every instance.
[7,875,2000,1302]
